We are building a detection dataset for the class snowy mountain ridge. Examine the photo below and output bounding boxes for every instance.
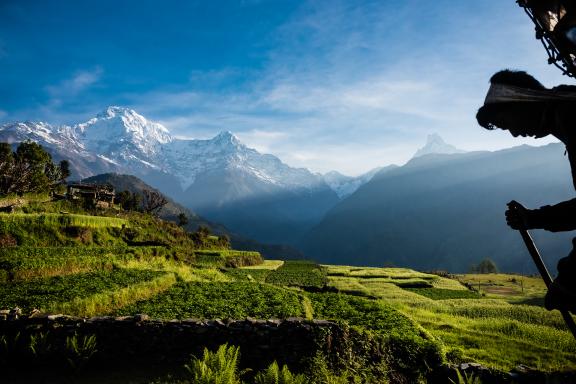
[0,107,328,192]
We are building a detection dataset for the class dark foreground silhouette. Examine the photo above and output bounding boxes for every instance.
[477,69,576,313]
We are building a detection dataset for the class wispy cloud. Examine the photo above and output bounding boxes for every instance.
[45,67,103,102]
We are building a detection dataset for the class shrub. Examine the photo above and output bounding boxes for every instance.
[184,344,243,384]
[0,233,17,247]
[66,333,98,371]
[254,361,306,384]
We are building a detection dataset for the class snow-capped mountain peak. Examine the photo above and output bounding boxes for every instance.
[72,106,172,160]
[212,130,242,148]
[412,133,465,158]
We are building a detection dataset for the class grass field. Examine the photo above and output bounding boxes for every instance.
[323,265,576,372]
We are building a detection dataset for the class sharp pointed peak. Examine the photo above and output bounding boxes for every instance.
[97,106,140,119]
[413,133,466,159]
[213,130,241,145]
[426,133,445,143]
[215,130,236,138]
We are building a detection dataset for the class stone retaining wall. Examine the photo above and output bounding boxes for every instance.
[0,311,339,372]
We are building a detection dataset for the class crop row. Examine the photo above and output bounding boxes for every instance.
[0,213,127,228]
[222,268,271,282]
[404,288,481,300]
[265,260,327,288]
[0,246,194,281]
[115,282,304,319]
[0,268,167,313]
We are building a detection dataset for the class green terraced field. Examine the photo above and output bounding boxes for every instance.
[116,281,305,319]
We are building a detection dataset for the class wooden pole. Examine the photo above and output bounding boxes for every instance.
[518,228,576,340]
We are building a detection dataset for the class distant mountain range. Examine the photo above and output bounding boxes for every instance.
[301,143,575,273]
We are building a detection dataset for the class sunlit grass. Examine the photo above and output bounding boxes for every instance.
[325,268,576,372]
[242,259,284,270]
[0,212,128,228]
[115,254,232,282]
[455,273,547,300]
[323,265,433,279]
[48,272,177,317]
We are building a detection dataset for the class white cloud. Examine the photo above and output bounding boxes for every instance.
[45,67,103,103]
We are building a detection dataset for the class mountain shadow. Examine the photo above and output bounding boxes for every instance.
[301,143,575,273]
[181,168,340,245]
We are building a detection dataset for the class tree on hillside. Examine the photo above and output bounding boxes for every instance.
[475,258,498,274]
[177,212,189,227]
[0,141,70,196]
[116,190,143,211]
[142,189,168,215]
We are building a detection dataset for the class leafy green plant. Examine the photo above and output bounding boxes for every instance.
[254,361,306,384]
[184,344,243,384]
[449,370,483,384]
[66,332,97,371]
[303,352,356,384]
[28,332,52,357]
[0,332,21,366]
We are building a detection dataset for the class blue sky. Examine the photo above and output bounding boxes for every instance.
[0,0,571,175]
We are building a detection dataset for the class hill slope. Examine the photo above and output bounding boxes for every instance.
[82,173,303,258]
